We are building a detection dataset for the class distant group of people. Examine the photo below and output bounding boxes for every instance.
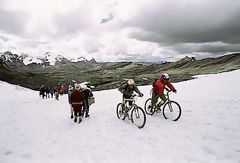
[39,82,94,124]
[68,83,94,123]
[39,85,65,100]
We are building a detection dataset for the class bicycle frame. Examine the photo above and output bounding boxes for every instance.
[145,88,181,120]
[117,94,146,128]
[150,90,173,113]
[122,95,136,110]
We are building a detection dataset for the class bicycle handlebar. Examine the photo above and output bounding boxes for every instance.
[132,94,143,98]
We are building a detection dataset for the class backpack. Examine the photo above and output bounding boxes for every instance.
[152,79,157,87]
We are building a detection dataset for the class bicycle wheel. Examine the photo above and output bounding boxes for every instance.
[162,101,181,121]
[131,105,146,129]
[144,98,155,115]
[116,103,125,120]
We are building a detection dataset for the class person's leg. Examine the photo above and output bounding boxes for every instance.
[78,105,83,123]
[159,94,167,106]
[82,100,86,116]
[70,105,73,118]
[123,94,130,105]
[123,94,131,113]
[151,90,158,107]
[85,99,90,118]
[73,106,78,123]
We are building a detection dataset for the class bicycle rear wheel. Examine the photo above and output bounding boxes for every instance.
[116,103,125,120]
[144,98,155,115]
[131,105,146,129]
[163,101,181,121]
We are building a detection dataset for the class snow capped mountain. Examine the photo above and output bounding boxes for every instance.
[70,56,88,62]
[0,51,97,67]
[0,70,240,163]
[22,54,43,65]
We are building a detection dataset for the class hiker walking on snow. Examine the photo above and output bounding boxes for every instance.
[59,85,65,95]
[54,87,59,100]
[68,85,74,119]
[40,85,45,99]
[71,84,85,123]
[50,87,54,98]
[46,86,50,98]
[82,84,93,118]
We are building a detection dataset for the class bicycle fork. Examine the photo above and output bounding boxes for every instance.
[168,102,173,112]
[134,109,139,118]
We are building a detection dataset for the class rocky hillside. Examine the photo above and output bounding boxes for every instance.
[0,53,240,91]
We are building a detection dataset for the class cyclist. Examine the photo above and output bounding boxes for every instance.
[152,73,177,108]
[118,79,144,106]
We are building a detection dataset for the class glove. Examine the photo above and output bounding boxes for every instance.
[173,89,177,93]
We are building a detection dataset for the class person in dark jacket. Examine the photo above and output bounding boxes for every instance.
[68,85,74,119]
[118,79,143,106]
[50,87,54,98]
[54,87,59,100]
[82,84,93,118]
[71,84,85,123]
[40,85,45,99]
[46,86,50,98]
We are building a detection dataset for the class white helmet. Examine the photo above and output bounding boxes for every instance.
[127,79,135,85]
[74,83,80,90]
[68,85,73,91]
[161,73,170,80]
[80,84,87,90]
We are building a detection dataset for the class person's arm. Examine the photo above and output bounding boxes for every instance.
[133,86,143,96]
[118,84,126,93]
[166,81,176,92]
[89,89,93,97]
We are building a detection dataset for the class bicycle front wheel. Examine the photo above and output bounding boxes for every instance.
[116,103,125,120]
[144,98,155,115]
[163,101,181,121]
[131,105,146,129]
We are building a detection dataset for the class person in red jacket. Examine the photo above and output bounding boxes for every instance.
[152,73,177,107]
[71,84,85,123]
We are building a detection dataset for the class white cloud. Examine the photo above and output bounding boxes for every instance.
[0,0,240,62]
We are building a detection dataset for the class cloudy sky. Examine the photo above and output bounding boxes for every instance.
[0,0,240,62]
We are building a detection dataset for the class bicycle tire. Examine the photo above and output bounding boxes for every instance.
[116,103,126,120]
[131,105,146,129]
[144,98,155,115]
[163,101,181,121]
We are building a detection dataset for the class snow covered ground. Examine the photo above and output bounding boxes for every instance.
[0,70,240,163]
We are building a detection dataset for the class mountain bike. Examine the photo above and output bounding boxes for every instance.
[144,89,181,121]
[116,94,146,129]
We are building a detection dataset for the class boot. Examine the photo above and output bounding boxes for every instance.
[78,116,82,123]
[85,111,90,118]
[74,117,77,123]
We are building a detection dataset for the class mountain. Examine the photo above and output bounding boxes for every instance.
[0,52,240,91]
[1,69,240,162]
[0,51,97,68]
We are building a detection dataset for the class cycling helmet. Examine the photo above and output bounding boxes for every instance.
[161,73,170,80]
[127,79,135,85]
